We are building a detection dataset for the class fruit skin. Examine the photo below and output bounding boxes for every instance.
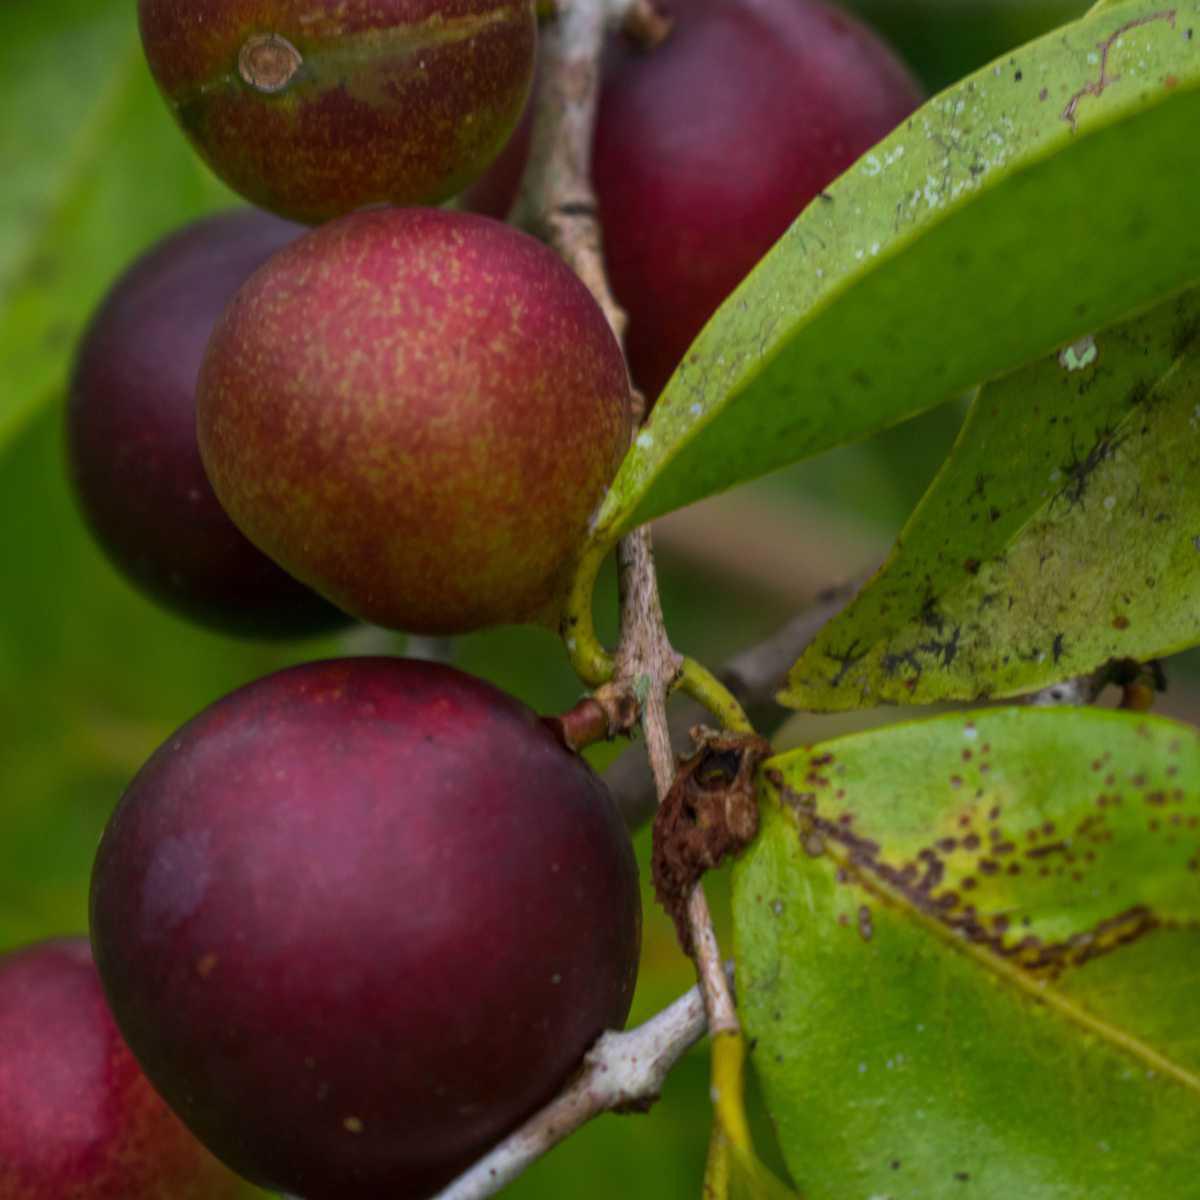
[0,937,242,1199]
[467,0,922,401]
[197,206,632,635]
[90,656,642,1200]
[67,209,352,640]
[137,0,537,223]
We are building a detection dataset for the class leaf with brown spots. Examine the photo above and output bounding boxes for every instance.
[784,287,1200,710]
[734,707,1200,1200]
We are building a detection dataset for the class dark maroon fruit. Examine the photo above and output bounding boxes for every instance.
[0,937,242,1199]
[90,657,641,1199]
[138,0,538,223]
[467,0,922,401]
[67,209,352,639]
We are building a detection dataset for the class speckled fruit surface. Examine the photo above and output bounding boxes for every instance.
[197,206,632,635]
[467,0,922,401]
[90,656,641,1200]
[67,209,352,640]
[0,938,242,1199]
[138,0,537,223]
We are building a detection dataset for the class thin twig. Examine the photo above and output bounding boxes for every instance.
[511,0,629,340]
[612,527,683,797]
[431,980,713,1200]
[516,0,738,1030]
[608,528,738,1032]
[605,578,863,829]
[439,0,743,1194]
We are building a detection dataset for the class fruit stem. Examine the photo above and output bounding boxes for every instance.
[542,697,612,751]
[561,540,615,686]
[511,0,631,341]
[678,658,753,733]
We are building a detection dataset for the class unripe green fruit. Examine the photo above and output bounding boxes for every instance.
[137,0,537,223]
[198,207,632,635]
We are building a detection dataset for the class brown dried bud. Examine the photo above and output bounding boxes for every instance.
[651,727,771,954]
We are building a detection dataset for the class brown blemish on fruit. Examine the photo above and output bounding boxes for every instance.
[196,952,218,978]
[238,34,304,94]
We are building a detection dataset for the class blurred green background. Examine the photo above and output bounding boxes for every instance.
[6,1,1172,1196]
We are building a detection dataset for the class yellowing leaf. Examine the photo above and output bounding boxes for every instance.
[734,707,1200,1199]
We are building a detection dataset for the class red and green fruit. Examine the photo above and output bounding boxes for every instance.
[198,206,633,635]
[90,656,641,1199]
[468,0,922,399]
[138,0,538,223]
[0,937,242,1199]
[67,209,352,640]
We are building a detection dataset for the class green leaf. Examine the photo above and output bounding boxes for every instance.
[733,707,1200,1200]
[782,288,1200,710]
[590,0,1200,543]
[0,0,234,454]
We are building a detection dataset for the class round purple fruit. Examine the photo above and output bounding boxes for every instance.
[138,0,538,223]
[90,657,641,1199]
[67,209,352,640]
[0,937,242,1199]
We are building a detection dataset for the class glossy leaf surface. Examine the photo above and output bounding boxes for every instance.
[590,0,1200,542]
[734,707,1200,1199]
[783,288,1200,710]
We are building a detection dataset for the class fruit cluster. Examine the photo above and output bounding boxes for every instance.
[5,0,921,1195]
